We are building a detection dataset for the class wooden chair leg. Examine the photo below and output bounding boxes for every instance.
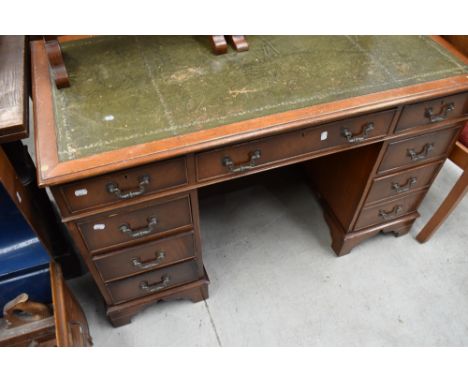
[209,35,228,55]
[416,169,468,243]
[43,36,70,89]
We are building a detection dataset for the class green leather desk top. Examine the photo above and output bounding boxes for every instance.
[52,36,468,162]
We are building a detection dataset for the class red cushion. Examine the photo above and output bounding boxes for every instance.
[459,123,468,147]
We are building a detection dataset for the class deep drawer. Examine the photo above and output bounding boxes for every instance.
[58,157,188,214]
[378,125,460,173]
[77,195,192,254]
[106,260,200,304]
[94,231,196,282]
[196,109,395,182]
[395,92,468,132]
[355,191,426,231]
[365,161,442,205]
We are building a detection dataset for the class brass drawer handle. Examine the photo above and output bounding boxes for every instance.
[132,252,166,269]
[342,122,374,143]
[424,102,455,123]
[140,275,171,293]
[391,177,417,193]
[222,149,261,173]
[407,143,434,161]
[119,217,158,238]
[106,175,150,199]
[378,205,403,221]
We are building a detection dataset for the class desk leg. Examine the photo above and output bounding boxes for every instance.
[106,275,209,327]
[325,209,419,256]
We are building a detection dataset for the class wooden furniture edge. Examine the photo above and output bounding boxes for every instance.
[0,35,29,142]
[56,122,463,222]
[31,38,468,187]
[0,147,56,253]
[431,36,468,65]
[0,316,55,345]
[49,261,69,346]
[450,141,468,168]
[57,35,94,43]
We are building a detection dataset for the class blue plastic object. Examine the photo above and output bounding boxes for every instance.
[0,185,51,315]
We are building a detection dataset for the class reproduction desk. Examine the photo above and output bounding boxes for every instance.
[31,36,468,326]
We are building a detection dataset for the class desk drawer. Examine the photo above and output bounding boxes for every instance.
[94,231,196,282]
[106,260,199,304]
[77,195,192,254]
[378,125,460,173]
[59,157,188,214]
[365,161,442,205]
[355,191,425,230]
[395,92,467,132]
[196,110,395,182]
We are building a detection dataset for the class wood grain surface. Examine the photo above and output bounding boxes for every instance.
[0,35,28,142]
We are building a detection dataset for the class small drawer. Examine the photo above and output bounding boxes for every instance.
[106,260,200,304]
[94,231,196,282]
[395,92,468,132]
[77,195,192,254]
[355,191,425,231]
[196,109,395,182]
[58,157,188,214]
[365,161,442,205]
[378,125,460,173]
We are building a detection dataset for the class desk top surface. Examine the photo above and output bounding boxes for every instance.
[0,36,28,143]
[52,36,468,162]
[32,35,468,185]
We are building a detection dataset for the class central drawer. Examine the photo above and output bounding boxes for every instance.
[196,109,395,182]
[77,195,193,254]
[106,260,200,304]
[94,231,196,282]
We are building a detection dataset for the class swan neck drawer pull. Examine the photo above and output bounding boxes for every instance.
[119,217,158,238]
[139,276,171,293]
[424,102,455,123]
[132,252,166,269]
[379,205,403,220]
[391,177,417,193]
[106,175,150,199]
[407,143,434,161]
[342,122,374,143]
[222,149,261,173]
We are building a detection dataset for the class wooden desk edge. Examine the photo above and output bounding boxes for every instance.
[0,36,29,143]
[31,38,468,187]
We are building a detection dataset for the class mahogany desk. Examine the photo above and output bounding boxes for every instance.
[31,36,468,326]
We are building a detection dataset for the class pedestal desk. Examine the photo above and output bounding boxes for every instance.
[31,36,468,326]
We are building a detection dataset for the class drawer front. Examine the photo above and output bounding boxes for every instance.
[378,125,460,173]
[396,92,468,132]
[365,161,442,205]
[196,110,395,182]
[59,157,188,214]
[77,196,192,254]
[106,260,200,304]
[355,191,425,230]
[94,231,196,282]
